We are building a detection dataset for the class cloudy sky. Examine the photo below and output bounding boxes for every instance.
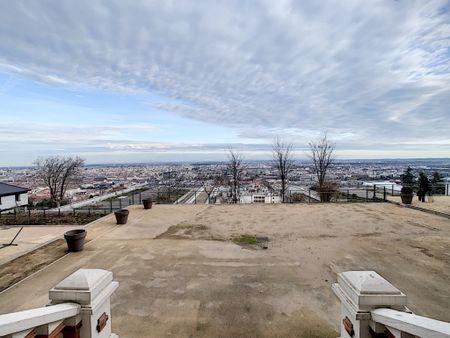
[0,0,449,165]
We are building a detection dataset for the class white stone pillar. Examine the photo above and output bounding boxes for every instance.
[49,269,119,338]
[332,271,407,338]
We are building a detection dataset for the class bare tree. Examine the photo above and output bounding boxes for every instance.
[227,150,243,204]
[272,139,293,202]
[161,170,183,202]
[308,133,335,201]
[34,156,85,207]
[202,176,220,204]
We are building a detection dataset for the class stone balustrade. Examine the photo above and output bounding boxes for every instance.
[332,271,450,338]
[0,269,119,338]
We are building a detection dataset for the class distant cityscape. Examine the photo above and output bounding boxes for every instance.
[1,158,449,208]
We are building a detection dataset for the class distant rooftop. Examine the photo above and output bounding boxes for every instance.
[0,182,29,197]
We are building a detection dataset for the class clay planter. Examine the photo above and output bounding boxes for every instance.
[64,229,87,252]
[142,198,153,209]
[400,193,413,205]
[114,209,129,224]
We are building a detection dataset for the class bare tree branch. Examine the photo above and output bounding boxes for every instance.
[307,132,335,201]
[34,156,85,207]
[272,138,293,203]
[227,149,243,204]
[202,177,219,204]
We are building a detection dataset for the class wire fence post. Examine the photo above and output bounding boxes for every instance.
[365,189,368,202]
[373,185,376,200]
[43,208,46,217]
[383,186,386,201]
[194,191,197,204]
[347,189,349,202]
[308,189,311,203]
[139,192,142,203]
[391,184,394,196]
[110,200,113,213]
[119,199,122,209]
[58,208,61,217]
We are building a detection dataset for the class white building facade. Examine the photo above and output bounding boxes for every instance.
[0,182,29,211]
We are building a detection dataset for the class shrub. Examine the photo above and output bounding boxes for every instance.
[401,187,413,194]
[316,182,338,202]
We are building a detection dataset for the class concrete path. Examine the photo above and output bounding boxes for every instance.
[0,225,77,265]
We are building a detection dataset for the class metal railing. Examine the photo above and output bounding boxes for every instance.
[360,183,449,197]
[3,182,447,224]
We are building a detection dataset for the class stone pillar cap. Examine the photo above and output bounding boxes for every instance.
[333,271,407,310]
[340,271,401,295]
[49,269,113,305]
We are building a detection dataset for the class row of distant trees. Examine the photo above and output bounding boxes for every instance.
[400,166,445,195]
[33,133,335,207]
[203,133,335,203]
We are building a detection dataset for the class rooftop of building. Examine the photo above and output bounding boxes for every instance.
[0,182,29,197]
[0,203,449,337]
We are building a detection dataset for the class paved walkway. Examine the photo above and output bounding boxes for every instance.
[0,214,119,265]
[0,204,449,337]
[0,225,77,265]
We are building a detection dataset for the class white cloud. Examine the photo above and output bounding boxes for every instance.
[0,0,449,156]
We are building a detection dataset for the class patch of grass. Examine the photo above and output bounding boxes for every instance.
[232,234,258,245]
[196,322,208,332]
[155,223,212,240]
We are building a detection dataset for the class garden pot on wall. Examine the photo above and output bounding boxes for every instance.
[142,198,153,209]
[64,229,87,252]
[114,209,129,224]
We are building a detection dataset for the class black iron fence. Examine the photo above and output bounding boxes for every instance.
[280,186,387,203]
[1,183,448,224]
[0,188,190,224]
[379,183,449,196]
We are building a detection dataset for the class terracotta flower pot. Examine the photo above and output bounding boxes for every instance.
[114,209,129,224]
[142,198,153,209]
[400,193,413,205]
[64,229,87,252]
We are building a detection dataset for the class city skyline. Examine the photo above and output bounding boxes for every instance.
[0,1,449,166]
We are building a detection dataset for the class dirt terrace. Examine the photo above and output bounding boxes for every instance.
[0,203,449,338]
[387,195,450,215]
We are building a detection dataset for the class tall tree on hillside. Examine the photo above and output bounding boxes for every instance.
[400,166,415,187]
[308,133,335,201]
[431,171,445,194]
[227,150,243,204]
[273,138,293,203]
[34,156,85,207]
